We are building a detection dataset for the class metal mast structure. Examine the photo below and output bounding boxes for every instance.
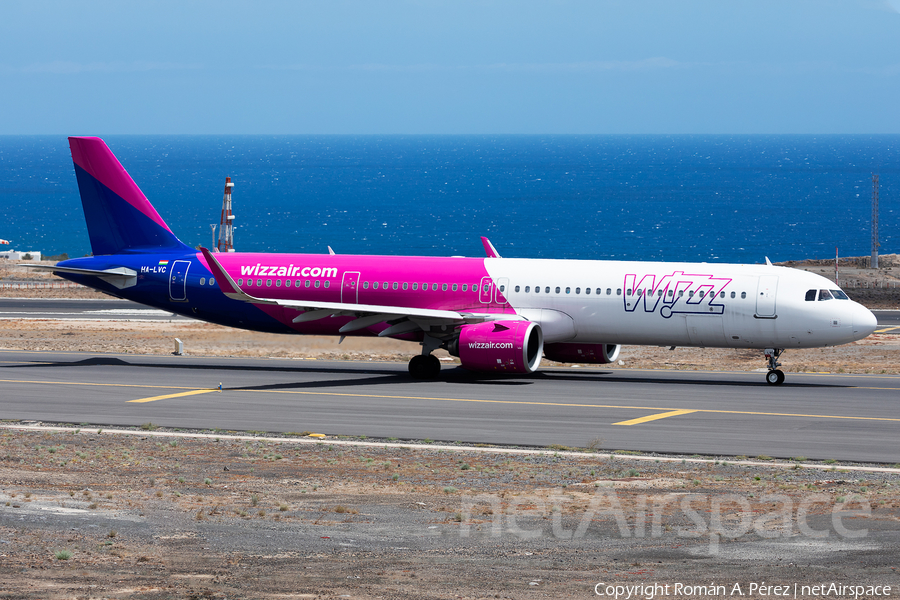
[217,177,236,252]
[871,173,879,269]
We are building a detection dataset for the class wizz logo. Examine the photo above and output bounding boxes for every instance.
[624,271,732,319]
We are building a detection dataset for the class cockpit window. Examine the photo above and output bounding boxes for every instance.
[805,289,816,302]
[818,289,833,301]
[831,289,850,300]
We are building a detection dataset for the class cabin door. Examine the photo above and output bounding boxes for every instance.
[168,260,190,302]
[756,276,778,317]
[342,271,360,304]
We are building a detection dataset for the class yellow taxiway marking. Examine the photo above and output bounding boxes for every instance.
[875,326,900,333]
[128,389,219,403]
[613,409,698,426]
[3,378,900,424]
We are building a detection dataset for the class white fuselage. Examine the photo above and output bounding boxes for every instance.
[486,259,877,349]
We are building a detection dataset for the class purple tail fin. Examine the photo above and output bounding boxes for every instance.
[69,137,191,255]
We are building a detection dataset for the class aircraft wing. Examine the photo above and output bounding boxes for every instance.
[200,248,513,336]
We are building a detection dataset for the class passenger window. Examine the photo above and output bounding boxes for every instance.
[535,286,539,294]
[616,289,621,296]
[373,282,379,290]
[667,290,673,297]
[200,277,206,286]
[403,282,408,290]
[210,278,215,286]
[435,284,440,291]
[606,288,611,295]
[257,279,263,287]
[658,290,663,297]
[741,292,746,299]
[285,280,291,288]
[730,291,736,299]
[461,284,466,291]
[678,290,684,297]
[689,291,694,297]
[575,287,580,294]
[363,281,369,289]
[627,289,632,296]
[392,282,398,290]
[452,283,458,291]
[324,281,330,288]
[499,285,505,292]
[442,283,448,291]
[238,278,243,286]
[818,289,833,301]
[304,280,310,288]
[266,279,272,287]
[805,289,816,301]
[412,283,417,290]
[275,279,281,287]
[314,280,320,288]
[295,280,301,287]
[565,287,570,294]
[585,287,590,295]
[831,289,849,300]
[384,282,389,290]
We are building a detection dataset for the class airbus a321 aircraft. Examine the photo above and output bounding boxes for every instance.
[28,137,879,385]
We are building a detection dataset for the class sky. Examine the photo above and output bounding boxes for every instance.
[2,0,900,134]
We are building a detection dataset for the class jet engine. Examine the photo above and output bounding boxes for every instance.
[449,320,544,374]
[543,342,621,364]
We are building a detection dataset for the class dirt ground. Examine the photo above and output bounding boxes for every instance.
[1,426,899,599]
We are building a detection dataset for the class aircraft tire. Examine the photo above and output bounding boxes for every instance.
[766,369,785,385]
[409,355,441,379]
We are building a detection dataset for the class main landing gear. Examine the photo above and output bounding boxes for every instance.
[764,348,785,386]
[408,354,441,379]
[408,334,443,380]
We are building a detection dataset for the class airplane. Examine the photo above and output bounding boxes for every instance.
[25,136,879,385]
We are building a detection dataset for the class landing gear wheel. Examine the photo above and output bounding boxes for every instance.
[408,354,441,380]
[766,369,785,386]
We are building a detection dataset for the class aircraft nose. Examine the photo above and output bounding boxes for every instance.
[852,304,878,337]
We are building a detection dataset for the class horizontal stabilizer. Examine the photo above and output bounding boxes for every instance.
[20,264,138,289]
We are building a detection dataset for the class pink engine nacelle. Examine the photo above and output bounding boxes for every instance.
[543,342,621,364]
[454,320,544,374]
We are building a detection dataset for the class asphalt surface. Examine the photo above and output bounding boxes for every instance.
[0,298,188,321]
[1,349,899,464]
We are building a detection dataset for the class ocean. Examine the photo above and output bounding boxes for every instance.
[0,135,897,263]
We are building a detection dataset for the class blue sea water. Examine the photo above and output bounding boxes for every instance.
[0,135,898,263]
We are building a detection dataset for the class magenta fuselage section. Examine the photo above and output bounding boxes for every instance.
[199,252,518,338]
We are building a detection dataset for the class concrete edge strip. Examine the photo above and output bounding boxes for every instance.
[3,424,899,475]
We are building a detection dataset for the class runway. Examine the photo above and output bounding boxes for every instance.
[2,349,899,464]
[0,298,188,321]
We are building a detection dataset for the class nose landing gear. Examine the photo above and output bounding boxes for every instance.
[764,348,785,385]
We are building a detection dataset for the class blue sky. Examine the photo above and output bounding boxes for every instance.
[3,0,900,134]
